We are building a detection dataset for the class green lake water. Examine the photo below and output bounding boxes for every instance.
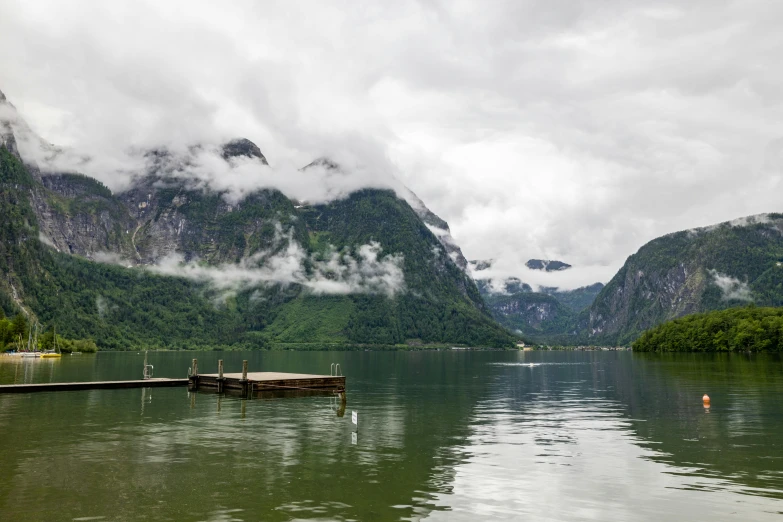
[1,350,782,521]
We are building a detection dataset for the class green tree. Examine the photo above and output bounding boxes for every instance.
[0,317,10,350]
[39,329,55,350]
[633,306,783,352]
[10,313,28,340]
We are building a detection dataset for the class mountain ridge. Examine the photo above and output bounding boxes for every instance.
[0,91,513,349]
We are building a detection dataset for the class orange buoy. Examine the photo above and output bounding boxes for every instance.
[703,394,710,405]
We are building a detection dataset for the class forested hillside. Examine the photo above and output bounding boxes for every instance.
[633,306,783,352]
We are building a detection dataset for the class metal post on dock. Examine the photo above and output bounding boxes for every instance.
[143,351,153,380]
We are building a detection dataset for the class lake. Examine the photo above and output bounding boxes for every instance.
[1,350,782,521]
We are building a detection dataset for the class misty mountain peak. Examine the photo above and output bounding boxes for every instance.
[0,88,21,159]
[302,157,340,171]
[221,138,268,164]
[469,259,494,271]
[526,259,571,272]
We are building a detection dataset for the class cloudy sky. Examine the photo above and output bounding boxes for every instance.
[1,0,781,288]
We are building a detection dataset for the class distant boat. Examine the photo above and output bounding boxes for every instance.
[41,326,62,358]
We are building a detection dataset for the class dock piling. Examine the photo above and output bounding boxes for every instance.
[240,360,249,396]
[189,358,199,390]
[217,359,224,393]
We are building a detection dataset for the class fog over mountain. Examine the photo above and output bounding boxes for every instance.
[2,0,782,289]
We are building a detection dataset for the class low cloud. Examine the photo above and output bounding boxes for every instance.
[142,146,401,205]
[95,295,118,318]
[687,213,774,236]
[470,257,609,292]
[3,103,403,205]
[37,232,57,250]
[149,237,405,299]
[708,269,753,301]
[92,251,135,267]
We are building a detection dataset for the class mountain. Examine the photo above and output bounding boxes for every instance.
[478,282,604,337]
[584,214,783,344]
[525,259,571,271]
[484,291,576,336]
[469,264,604,337]
[0,90,513,349]
[546,283,605,313]
[472,214,783,345]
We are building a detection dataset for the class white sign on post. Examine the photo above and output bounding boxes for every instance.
[351,410,358,425]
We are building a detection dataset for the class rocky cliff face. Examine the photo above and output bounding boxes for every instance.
[585,214,783,344]
[489,292,574,334]
[116,176,304,265]
[32,174,136,259]
[404,189,469,271]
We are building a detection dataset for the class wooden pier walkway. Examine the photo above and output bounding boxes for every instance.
[0,359,346,395]
[0,378,189,393]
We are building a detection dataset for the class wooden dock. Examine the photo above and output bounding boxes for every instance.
[0,358,346,396]
[188,358,345,395]
[191,372,346,394]
[0,378,189,394]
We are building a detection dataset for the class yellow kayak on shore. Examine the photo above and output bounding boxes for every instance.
[40,353,62,358]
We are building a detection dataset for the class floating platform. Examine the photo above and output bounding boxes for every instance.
[191,372,346,394]
[0,378,189,394]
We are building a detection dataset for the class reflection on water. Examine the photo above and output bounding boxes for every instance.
[426,353,783,521]
[0,351,782,521]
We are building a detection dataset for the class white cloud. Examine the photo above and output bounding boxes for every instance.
[37,232,57,250]
[471,257,609,292]
[2,0,782,287]
[148,234,405,299]
[708,270,753,302]
[95,295,117,318]
[146,146,400,205]
[92,251,134,267]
